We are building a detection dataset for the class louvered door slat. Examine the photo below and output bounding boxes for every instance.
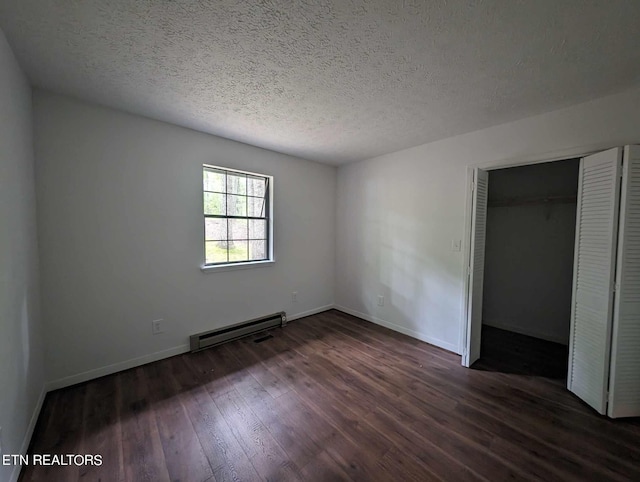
[608,146,640,418]
[568,148,622,415]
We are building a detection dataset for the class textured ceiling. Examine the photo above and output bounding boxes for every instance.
[1,1,640,165]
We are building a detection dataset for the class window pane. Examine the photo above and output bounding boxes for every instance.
[204,192,226,215]
[227,194,247,217]
[227,173,247,195]
[249,240,266,260]
[249,219,266,239]
[205,241,228,264]
[247,176,267,197]
[228,240,248,262]
[229,218,248,240]
[204,169,225,192]
[205,218,227,241]
[248,197,266,217]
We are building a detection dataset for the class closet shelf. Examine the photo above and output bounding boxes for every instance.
[489,194,577,208]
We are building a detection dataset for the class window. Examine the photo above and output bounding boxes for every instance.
[203,165,272,266]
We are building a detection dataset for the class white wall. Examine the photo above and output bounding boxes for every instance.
[0,30,45,482]
[335,86,640,355]
[483,160,579,344]
[34,92,336,388]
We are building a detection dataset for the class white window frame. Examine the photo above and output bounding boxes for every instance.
[200,164,274,272]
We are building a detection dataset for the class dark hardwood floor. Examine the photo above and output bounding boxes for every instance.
[21,310,640,481]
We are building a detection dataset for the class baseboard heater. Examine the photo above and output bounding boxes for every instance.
[190,311,287,352]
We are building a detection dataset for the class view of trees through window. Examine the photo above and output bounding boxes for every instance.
[203,166,270,265]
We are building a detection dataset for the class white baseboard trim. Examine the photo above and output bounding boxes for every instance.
[483,320,568,345]
[46,343,190,392]
[46,304,337,392]
[10,383,47,482]
[287,304,335,322]
[334,305,460,354]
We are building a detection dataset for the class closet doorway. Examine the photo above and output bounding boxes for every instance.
[463,146,640,418]
[477,159,580,380]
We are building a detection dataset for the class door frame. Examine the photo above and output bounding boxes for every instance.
[460,143,612,366]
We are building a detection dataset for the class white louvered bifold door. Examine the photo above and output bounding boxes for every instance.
[608,146,640,418]
[465,168,488,367]
[568,148,622,415]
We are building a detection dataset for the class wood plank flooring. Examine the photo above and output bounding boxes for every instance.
[20,310,640,481]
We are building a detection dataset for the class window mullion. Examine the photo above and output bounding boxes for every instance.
[205,215,265,219]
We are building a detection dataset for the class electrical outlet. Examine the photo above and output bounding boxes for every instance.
[292,291,298,303]
[377,295,384,306]
[152,319,164,335]
[451,239,462,252]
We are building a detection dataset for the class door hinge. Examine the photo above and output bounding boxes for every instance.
[471,181,475,192]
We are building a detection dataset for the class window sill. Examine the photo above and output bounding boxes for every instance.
[200,259,275,273]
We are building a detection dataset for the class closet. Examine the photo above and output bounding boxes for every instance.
[464,145,640,418]
[480,160,579,377]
